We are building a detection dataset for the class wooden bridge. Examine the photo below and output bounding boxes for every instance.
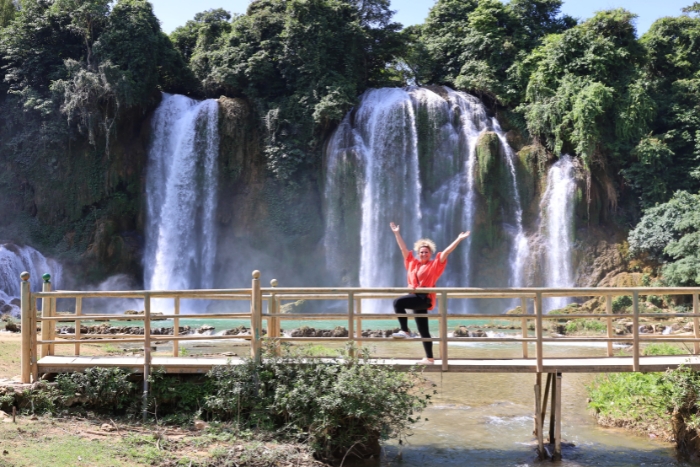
[15,270,700,460]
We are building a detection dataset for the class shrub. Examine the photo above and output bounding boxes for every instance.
[55,367,136,412]
[205,344,434,460]
[612,295,633,313]
[643,343,687,356]
[565,319,607,334]
[147,368,214,423]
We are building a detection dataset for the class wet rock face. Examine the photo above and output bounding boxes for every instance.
[575,240,627,288]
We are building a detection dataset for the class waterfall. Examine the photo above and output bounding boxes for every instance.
[0,244,63,316]
[325,86,524,313]
[144,93,220,297]
[540,156,576,310]
[491,120,529,288]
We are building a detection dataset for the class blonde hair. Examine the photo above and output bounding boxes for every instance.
[414,238,436,254]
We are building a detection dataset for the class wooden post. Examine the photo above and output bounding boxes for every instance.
[521,297,528,359]
[173,297,180,357]
[632,292,640,372]
[535,292,543,373]
[534,379,546,459]
[533,372,541,436]
[355,297,362,349]
[270,279,279,356]
[553,372,562,461]
[348,292,354,356]
[75,297,82,356]
[549,371,556,444]
[20,272,31,384]
[606,295,613,357]
[142,292,152,422]
[251,270,262,363]
[440,292,448,371]
[694,293,700,355]
[40,276,52,358]
[541,373,552,432]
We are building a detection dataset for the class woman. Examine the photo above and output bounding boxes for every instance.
[390,222,470,364]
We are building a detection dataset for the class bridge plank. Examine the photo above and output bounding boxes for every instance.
[35,355,700,374]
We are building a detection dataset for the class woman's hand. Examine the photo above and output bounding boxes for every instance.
[458,231,470,241]
[441,230,471,263]
[390,222,409,260]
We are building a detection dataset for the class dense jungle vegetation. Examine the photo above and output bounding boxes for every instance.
[0,0,699,284]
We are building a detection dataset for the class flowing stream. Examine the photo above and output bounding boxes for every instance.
[144,93,220,300]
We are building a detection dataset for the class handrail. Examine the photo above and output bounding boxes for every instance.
[17,269,700,384]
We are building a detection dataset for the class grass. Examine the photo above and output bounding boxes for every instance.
[0,415,326,467]
[564,319,607,334]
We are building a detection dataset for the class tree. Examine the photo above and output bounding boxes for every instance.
[50,0,111,69]
[413,0,575,105]
[517,9,653,166]
[0,0,17,28]
[629,191,700,286]
[186,0,404,179]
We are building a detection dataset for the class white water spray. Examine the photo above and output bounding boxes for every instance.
[144,94,220,298]
[540,156,576,310]
[0,244,62,316]
[325,87,523,313]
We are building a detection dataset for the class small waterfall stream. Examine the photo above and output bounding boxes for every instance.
[540,155,577,310]
[144,94,220,297]
[0,244,62,316]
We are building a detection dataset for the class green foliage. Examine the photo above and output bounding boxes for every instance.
[643,343,687,356]
[518,9,652,166]
[179,0,404,179]
[564,319,606,334]
[205,344,434,460]
[629,191,700,286]
[55,367,136,412]
[148,368,213,423]
[0,0,16,28]
[612,295,633,312]
[412,0,575,104]
[587,371,671,430]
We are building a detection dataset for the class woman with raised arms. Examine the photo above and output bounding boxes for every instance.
[389,222,470,364]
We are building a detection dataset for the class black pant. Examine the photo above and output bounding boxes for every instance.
[394,294,433,359]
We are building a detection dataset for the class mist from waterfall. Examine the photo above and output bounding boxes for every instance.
[144,94,220,301]
[325,86,525,313]
[0,244,63,316]
[540,155,576,310]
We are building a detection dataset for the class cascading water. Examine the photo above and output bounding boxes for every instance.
[540,155,576,310]
[491,120,529,289]
[144,94,220,302]
[0,244,63,316]
[324,86,525,313]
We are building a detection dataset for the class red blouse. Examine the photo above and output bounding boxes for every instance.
[404,251,447,310]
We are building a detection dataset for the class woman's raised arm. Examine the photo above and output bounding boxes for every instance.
[390,222,410,261]
[440,231,470,263]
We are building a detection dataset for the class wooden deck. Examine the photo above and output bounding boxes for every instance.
[36,354,700,374]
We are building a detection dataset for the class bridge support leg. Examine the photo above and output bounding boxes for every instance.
[553,372,562,460]
[534,374,547,459]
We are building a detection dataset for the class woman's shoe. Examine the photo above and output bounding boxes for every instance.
[391,330,412,339]
[417,358,435,365]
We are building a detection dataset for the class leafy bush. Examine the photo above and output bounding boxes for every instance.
[643,343,687,356]
[564,319,606,334]
[205,344,434,460]
[147,368,214,423]
[612,295,633,313]
[55,367,136,412]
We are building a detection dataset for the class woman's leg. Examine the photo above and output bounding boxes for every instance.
[414,310,433,359]
[393,294,427,332]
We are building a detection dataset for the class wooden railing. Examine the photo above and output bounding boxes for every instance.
[18,270,700,383]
